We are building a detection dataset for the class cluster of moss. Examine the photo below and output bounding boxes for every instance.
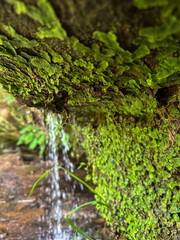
[82,115,180,239]
[0,0,179,115]
[0,0,67,106]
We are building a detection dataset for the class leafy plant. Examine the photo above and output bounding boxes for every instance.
[17,124,46,155]
[0,87,46,155]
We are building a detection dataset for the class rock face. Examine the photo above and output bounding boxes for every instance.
[0,0,179,239]
[0,0,179,117]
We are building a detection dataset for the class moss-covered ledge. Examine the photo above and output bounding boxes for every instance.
[0,0,179,116]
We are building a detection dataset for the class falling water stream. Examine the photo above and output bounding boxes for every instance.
[44,112,78,240]
[43,113,65,239]
[36,112,108,240]
[0,112,113,240]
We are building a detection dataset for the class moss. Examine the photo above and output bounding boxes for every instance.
[5,0,67,40]
[133,0,169,9]
[0,25,39,50]
[74,59,94,71]
[139,16,180,43]
[93,31,132,62]
[0,0,179,113]
[82,116,180,239]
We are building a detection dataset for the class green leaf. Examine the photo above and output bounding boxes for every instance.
[29,166,106,201]
[20,125,32,134]
[2,95,15,104]
[28,138,38,150]
[66,201,108,240]
[28,166,109,240]
[173,213,180,222]
[170,206,180,214]
[77,162,86,170]
[38,134,46,144]
[164,171,171,179]
[74,232,77,240]
[39,144,46,156]
[24,132,34,144]
[61,132,69,147]
[16,134,26,145]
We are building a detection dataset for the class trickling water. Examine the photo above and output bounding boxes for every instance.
[43,112,87,239]
[60,122,74,182]
[44,112,75,240]
[46,113,62,239]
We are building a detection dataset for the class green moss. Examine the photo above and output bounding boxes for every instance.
[5,0,67,40]
[1,0,179,108]
[82,117,180,239]
[74,59,94,71]
[139,16,180,43]
[156,57,180,80]
[1,25,39,49]
[132,44,150,60]
[93,31,132,63]
[52,53,64,64]
[133,0,168,9]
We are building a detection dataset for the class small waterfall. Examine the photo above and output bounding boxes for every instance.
[47,112,75,184]
[46,112,62,238]
[44,112,83,239]
[36,112,92,240]
[39,112,73,240]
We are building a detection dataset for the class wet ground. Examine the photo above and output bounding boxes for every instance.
[0,150,115,240]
